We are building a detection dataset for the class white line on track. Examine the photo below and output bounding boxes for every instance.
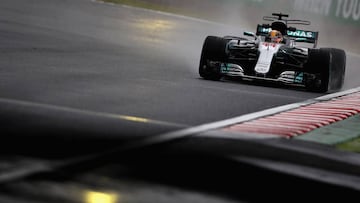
[0,98,186,127]
[138,86,360,145]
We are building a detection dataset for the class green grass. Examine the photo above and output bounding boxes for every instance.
[337,137,360,153]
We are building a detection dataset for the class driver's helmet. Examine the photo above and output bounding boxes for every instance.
[268,30,283,43]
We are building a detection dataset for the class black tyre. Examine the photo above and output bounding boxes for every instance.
[199,36,228,80]
[327,48,346,92]
[304,48,346,92]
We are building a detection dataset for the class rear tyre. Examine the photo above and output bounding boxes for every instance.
[304,48,346,93]
[199,36,227,80]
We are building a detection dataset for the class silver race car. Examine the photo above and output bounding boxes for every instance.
[199,13,346,92]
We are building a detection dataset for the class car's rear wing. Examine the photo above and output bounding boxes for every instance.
[256,24,318,46]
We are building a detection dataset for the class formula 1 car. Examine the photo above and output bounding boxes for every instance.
[199,13,346,92]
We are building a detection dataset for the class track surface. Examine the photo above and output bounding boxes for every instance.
[1,0,359,132]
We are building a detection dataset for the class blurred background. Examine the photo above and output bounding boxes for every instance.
[108,0,360,53]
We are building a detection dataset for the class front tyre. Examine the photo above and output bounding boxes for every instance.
[199,36,227,80]
[305,48,346,93]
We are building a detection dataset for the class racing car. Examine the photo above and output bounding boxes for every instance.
[199,13,346,92]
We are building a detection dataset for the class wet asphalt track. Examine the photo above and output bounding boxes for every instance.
[1,0,360,136]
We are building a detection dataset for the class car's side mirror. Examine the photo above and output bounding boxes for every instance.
[244,31,258,40]
[244,31,255,37]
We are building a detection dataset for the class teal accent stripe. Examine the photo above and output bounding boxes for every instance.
[295,115,360,145]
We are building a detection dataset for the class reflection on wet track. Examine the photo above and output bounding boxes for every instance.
[0,0,359,129]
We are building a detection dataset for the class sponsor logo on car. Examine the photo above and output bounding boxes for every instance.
[287,30,314,38]
[259,27,316,39]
